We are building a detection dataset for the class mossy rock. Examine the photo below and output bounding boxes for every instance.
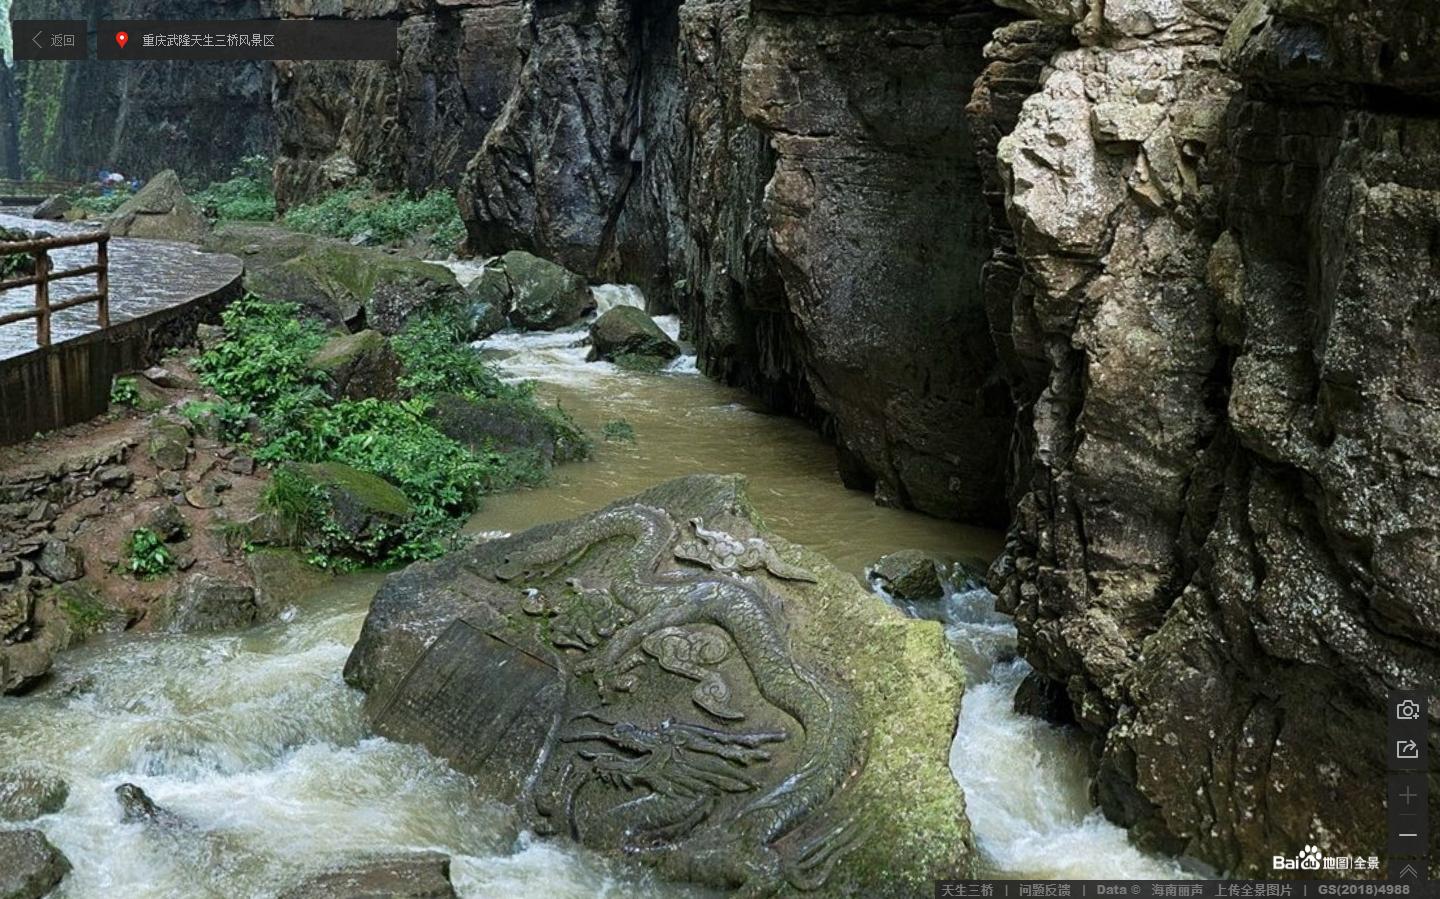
[498,251,593,331]
[587,306,680,364]
[106,170,209,243]
[426,393,587,472]
[307,330,402,401]
[146,418,192,471]
[345,474,970,896]
[283,462,414,559]
[247,245,463,334]
[461,268,512,341]
[869,549,946,601]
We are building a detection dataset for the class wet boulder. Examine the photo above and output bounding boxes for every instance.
[460,267,511,341]
[426,394,588,470]
[586,306,680,367]
[345,474,971,897]
[106,170,210,243]
[29,195,70,221]
[0,769,69,821]
[278,852,457,899]
[308,330,402,401]
[0,589,73,695]
[868,549,945,601]
[246,246,463,334]
[283,462,414,560]
[0,829,70,899]
[154,574,261,634]
[247,548,332,614]
[495,251,593,331]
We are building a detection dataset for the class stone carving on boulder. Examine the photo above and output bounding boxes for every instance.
[346,475,971,897]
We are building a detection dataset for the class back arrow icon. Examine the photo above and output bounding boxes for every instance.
[31,32,42,48]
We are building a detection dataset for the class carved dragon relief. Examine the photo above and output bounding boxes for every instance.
[466,504,866,896]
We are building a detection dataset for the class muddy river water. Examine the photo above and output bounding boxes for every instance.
[0,284,1190,897]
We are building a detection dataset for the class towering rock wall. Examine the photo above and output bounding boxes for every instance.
[0,62,19,179]
[457,0,1016,522]
[272,0,526,208]
[979,0,1440,873]
[8,0,273,182]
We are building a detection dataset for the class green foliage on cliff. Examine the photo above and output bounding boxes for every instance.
[17,60,65,176]
[283,183,465,252]
[123,528,175,580]
[198,297,582,566]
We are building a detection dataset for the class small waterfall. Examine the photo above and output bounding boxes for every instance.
[591,283,646,315]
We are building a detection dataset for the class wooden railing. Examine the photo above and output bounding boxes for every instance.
[0,180,81,201]
[0,232,110,348]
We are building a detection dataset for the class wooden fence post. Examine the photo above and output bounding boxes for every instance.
[96,236,110,329]
[33,250,50,347]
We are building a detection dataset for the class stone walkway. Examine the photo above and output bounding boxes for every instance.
[0,211,242,360]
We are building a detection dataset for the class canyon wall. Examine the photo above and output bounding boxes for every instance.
[979,0,1440,874]
[7,0,273,182]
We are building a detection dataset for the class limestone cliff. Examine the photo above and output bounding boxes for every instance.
[7,0,273,182]
[978,0,1440,874]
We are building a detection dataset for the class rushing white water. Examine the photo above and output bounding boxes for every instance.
[924,578,1196,879]
[0,576,707,899]
[590,283,646,314]
[0,284,1189,894]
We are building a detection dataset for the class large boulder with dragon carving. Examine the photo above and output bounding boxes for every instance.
[345,474,969,896]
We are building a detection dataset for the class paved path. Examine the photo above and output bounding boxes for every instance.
[0,211,242,360]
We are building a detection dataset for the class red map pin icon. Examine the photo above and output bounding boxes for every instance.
[115,31,129,48]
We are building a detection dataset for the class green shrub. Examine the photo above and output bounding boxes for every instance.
[196,296,327,408]
[109,376,140,408]
[602,418,636,443]
[260,465,324,546]
[69,189,131,216]
[200,298,588,567]
[123,528,174,579]
[283,182,465,251]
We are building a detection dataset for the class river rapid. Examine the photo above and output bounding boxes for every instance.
[0,281,1189,897]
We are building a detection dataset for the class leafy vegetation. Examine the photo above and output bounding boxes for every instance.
[180,399,253,442]
[192,155,276,222]
[123,528,175,579]
[109,376,140,408]
[199,298,587,567]
[602,418,636,442]
[283,181,465,251]
[69,189,132,217]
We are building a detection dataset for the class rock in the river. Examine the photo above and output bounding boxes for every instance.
[0,769,69,821]
[245,245,464,334]
[114,783,187,830]
[278,853,457,899]
[460,268,511,341]
[0,589,72,695]
[586,306,680,366]
[868,550,945,601]
[247,548,332,614]
[426,394,587,469]
[106,170,210,243]
[29,195,70,221]
[0,829,70,899]
[283,462,414,559]
[35,541,84,584]
[146,419,192,472]
[496,251,593,331]
[346,474,970,896]
[308,330,403,401]
[156,573,260,634]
